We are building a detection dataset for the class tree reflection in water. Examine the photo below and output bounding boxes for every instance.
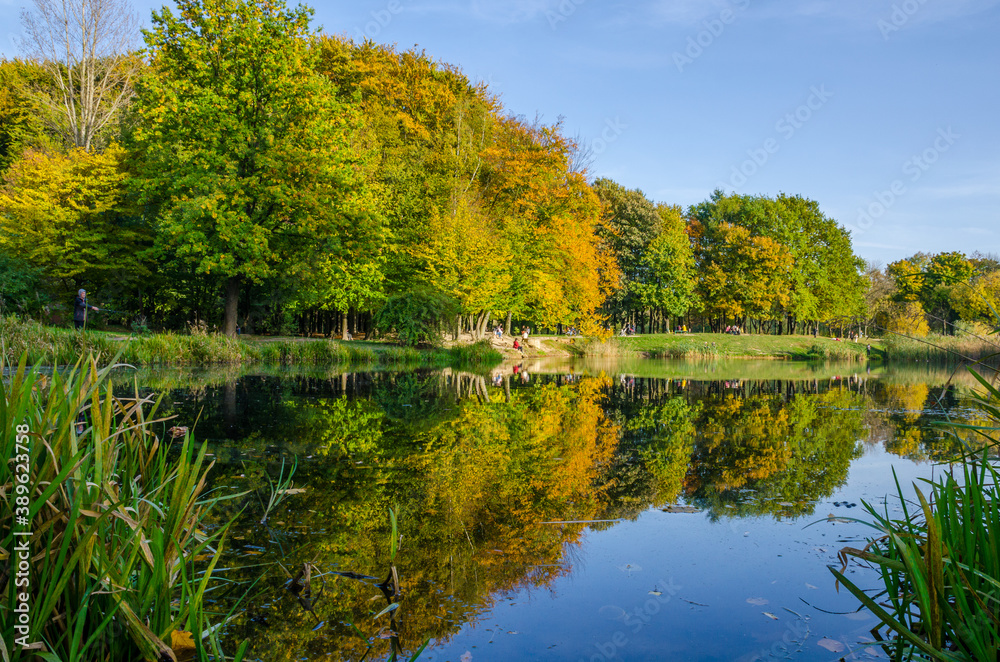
[133,364,976,660]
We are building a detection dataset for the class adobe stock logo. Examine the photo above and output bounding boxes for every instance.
[878,0,931,40]
[718,85,833,190]
[546,0,587,30]
[672,0,751,73]
[849,127,959,234]
[352,0,413,42]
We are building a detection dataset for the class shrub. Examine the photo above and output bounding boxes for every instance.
[374,288,458,347]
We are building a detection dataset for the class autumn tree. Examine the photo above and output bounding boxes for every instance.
[0,144,149,295]
[0,59,60,171]
[133,0,370,336]
[693,221,794,329]
[951,270,1000,326]
[689,190,864,334]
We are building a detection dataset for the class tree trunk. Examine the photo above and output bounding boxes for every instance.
[473,311,491,341]
[505,310,512,336]
[224,276,240,337]
[341,311,349,340]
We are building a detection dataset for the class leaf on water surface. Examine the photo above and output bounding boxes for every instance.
[813,547,828,553]
[649,590,662,596]
[617,564,642,573]
[374,603,399,619]
[278,488,306,495]
[598,605,627,621]
[762,612,779,620]
[805,583,818,589]
[170,630,196,662]
[746,597,769,606]
[461,653,473,662]
[844,611,872,621]
[817,638,846,653]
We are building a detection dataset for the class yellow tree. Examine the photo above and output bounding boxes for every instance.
[0,144,149,290]
[695,222,793,326]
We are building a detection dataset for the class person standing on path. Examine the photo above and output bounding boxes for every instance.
[74,289,98,330]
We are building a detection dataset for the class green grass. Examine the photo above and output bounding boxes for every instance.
[0,354,247,661]
[0,316,503,370]
[831,367,1000,660]
[609,332,872,361]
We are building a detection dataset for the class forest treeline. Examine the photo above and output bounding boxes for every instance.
[0,0,996,343]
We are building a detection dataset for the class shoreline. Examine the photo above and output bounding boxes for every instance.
[4,316,996,369]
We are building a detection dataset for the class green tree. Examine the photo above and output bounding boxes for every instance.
[592,178,662,322]
[133,0,370,336]
[630,203,697,325]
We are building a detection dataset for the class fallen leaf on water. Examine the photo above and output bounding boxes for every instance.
[746,597,769,606]
[762,612,779,620]
[170,630,196,662]
[649,590,662,596]
[805,583,818,590]
[817,638,846,653]
[461,653,473,662]
[845,611,873,621]
[598,605,627,621]
[374,603,399,619]
[278,488,306,495]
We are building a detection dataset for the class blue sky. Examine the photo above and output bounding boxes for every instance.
[2,0,997,265]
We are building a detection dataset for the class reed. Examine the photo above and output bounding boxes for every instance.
[883,332,1000,365]
[831,367,1000,660]
[0,354,246,661]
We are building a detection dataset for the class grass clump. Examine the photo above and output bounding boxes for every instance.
[0,354,246,661]
[448,340,503,368]
[832,367,1000,660]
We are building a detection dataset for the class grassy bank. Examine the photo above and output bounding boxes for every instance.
[0,316,502,369]
[570,332,874,361]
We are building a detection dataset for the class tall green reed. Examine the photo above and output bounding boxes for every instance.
[0,354,246,661]
[831,364,1000,661]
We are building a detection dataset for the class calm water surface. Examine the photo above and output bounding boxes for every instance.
[134,359,987,661]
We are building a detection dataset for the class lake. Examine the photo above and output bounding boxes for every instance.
[129,358,987,661]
